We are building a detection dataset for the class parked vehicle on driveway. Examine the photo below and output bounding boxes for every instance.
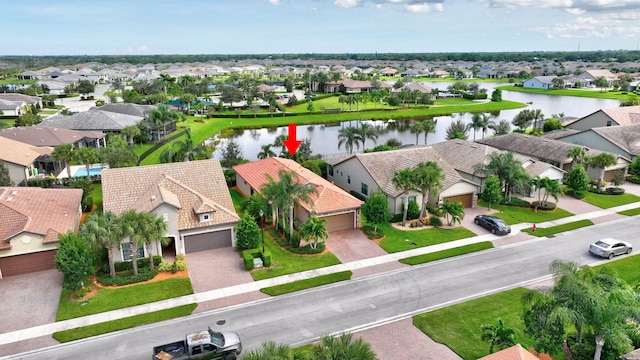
[153,327,241,360]
[474,215,511,235]
[589,238,632,259]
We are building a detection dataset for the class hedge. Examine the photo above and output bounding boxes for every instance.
[136,129,188,164]
[97,268,158,286]
[110,256,162,273]
[242,249,271,270]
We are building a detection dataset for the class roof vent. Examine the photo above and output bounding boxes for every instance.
[151,195,156,201]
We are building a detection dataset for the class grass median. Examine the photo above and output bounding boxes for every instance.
[521,219,594,237]
[581,192,640,209]
[260,271,352,296]
[618,207,640,216]
[399,242,494,266]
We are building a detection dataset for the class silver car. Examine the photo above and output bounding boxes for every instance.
[588,238,632,259]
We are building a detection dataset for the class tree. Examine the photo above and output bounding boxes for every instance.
[138,212,168,271]
[122,125,141,145]
[307,101,314,114]
[146,104,178,142]
[235,213,260,251]
[257,144,277,159]
[80,211,122,278]
[219,84,244,106]
[74,146,99,179]
[240,193,269,221]
[391,168,415,227]
[481,176,502,209]
[521,291,566,355]
[594,76,609,92]
[54,232,96,291]
[358,122,379,149]
[15,113,42,126]
[542,118,562,132]
[171,128,209,162]
[421,119,437,145]
[489,119,511,136]
[414,161,444,219]
[299,216,329,250]
[567,146,587,168]
[511,109,535,131]
[474,151,530,201]
[470,113,484,141]
[409,121,424,145]
[76,80,95,97]
[565,165,590,197]
[481,318,517,354]
[588,153,617,191]
[100,134,138,168]
[491,88,502,102]
[312,333,378,360]
[240,340,304,360]
[179,93,196,115]
[220,141,245,168]
[532,109,545,132]
[445,119,470,140]
[119,210,144,276]
[552,77,565,89]
[52,144,75,180]
[361,188,391,234]
[0,162,12,186]
[439,199,464,226]
[337,126,364,154]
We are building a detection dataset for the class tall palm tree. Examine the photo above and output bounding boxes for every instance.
[391,168,416,227]
[532,109,544,132]
[409,121,424,145]
[567,146,587,168]
[257,144,277,159]
[358,122,379,149]
[473,152,530,201]
[414,161,444,218]
[52,144,74,180]
[588,153,617,191]
[261,172,288,230]
[480,318,517,353]
[138,212,169,271]
[285,174,317,241]
[421,119,437,145]
[121,125,141,145]
[337,126,364,154]
[470,113,484,141]
[173,128,209,162]
[74,146,99,178]
[146,105,179,142]
[489,119,511,136]
[80,211,122,278]
[119,210,145,276]
[180,93,197,115]
[299,216,329,250]
[445,119,470,140]
[439,199,464,226]
[475,113,493,139]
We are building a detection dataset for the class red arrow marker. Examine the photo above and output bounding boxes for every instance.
[283,123,302,156]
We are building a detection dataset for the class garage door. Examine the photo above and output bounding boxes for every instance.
[321,212,355,232]
[0,250,56,277]
[184,230,231,253]
[603,170,616,182]
[443,193,473,208]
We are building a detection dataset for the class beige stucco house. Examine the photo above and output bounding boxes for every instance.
[0,137,53,186]
[564,105,640,131]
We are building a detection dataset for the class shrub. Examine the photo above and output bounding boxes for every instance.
[362,224,385,239]
[531,201,556,211]
[429,216,442,227]
[112,256,161,273]
[261,250,272,267]
[349,190,367,201]
[406,200,420,220]
[606,187,625,195]
[97,268,158,286]
[173,259,187,271]
[390,213,403,223]
[627,174,640,184]
[75,288,87,298]
[500,197,531,207]
[265,226,323,254]
[81,196,93,212]
[589,179,606,189]
[242,250,258,270]
[175,254,185,261]
[157,261,173,272]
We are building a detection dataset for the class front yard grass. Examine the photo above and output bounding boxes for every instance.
[581,191,640,209]
[478,200,573,225]
[250,231,341,281]
[618,207,640,216]
[521,219,594,237]
[56,277,194,321]
[377,222,476,253]
[399,242,493,266]
[229,188,243,215]
[413,287,537,360]
[597,254,640,285]
[260,271,352,296]
[53,304,197,342]
[90,183,103,212]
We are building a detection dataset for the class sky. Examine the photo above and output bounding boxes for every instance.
[3,0,640,56]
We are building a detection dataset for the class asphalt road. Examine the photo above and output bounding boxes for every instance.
[6,217,639,360]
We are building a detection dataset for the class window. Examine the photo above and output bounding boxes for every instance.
[162,213,169,222]
[122,242,144,261]
[191,346,202,355]
[328,165,334,176]
[409,196,417,203]
[200,213,213,222]
[606,120,612,126]
[361,183,368,196]
[347,175,351,184]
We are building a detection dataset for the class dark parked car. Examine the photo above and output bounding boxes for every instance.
[474,215,511,235]
[589,238,632,259]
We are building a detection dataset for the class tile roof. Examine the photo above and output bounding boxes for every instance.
[38,110,143,131]
[540,129,580,140]
[91,103,156,117]
[0,137,42,166]
[0,99,21,111]
[0,93,40,104]
[233,157,363,215]
[478,344,540,360]
[0,127,105,147]
[565,105,640,127]
[0,187,83,244]
[591,123,640,156]
[101,160,239,231]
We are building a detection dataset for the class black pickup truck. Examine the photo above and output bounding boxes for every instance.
[152,327,242,360]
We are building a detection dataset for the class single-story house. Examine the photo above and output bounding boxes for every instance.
[234,157,363,232]
[101,160,239,260]
[0,126,106,149]
[0,93,42,109]
[0,186,83,277]
[477,344,539,360]
[0,137,53,185]
[91,103,156,118]
[430,139,566,197]
[324,146,479,214]
[580,69,619,86]
[478,133,629,182]
[549,123,640,161]
[37,110,143,133]
[0,99,23,116]
[324,78,392,94]
[522,76,556,89]
[563,105,640,131]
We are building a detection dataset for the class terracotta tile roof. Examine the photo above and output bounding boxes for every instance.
[233,157,363,215]
[0,187,83,244]
[101,160,239,230]
[0,127,105,147]
[477,344,540,360]
[0,137,42,166]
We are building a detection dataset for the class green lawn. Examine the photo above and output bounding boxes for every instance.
[377,222,476,253]
[53,304,197,342]
[56,277,194,321]
[618,207,640,216]
[596,254,640,286]
[0,119,14,129]
[521,219,594,237]
[399,242,493,266]
[90,183,103,212]
[414,287,537,360]
[229,188,243,215]
[260,271,352,296]
[496,85,635,100]
[250,231,342,281]
[581,191,640,209]
[478,201,573,225]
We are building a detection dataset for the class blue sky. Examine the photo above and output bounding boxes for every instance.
[3,0,640,55]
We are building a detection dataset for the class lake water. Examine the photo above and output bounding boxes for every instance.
[212,82,622,161]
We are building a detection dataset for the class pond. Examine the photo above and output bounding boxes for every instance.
[211,83,622,162]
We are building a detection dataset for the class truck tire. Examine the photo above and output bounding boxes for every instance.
[224,353,237,360]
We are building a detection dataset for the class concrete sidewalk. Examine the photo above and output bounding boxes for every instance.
[1,201,639,347]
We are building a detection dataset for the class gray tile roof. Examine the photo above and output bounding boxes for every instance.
[0,127,104,147]
[37,110,143,131]
[91,103,156,117]
[540,129,581,140]
[591,124,640,157]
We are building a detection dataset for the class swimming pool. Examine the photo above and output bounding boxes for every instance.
[73,166,104,177]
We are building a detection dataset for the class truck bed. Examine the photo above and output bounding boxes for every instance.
[153,340,187,360]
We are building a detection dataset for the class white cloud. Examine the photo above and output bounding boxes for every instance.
[335,0,360,8]
[489,0,640,13]
[531,13,640,40]
[268,0,281,4]
[334,0,445,11]
[404,2,443,13]
[137,45,150,52]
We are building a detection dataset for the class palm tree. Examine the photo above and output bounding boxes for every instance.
[358,122,379,149]
[173,128,209,162]
[52,144,75,180]
[241,340,307,360]
[257,144,277,159]
[74,146,99,178]
[489,119,511,136]
[532,109,544,132]
[588,153,617,191]
[299,216,329,250]
[121,125,141,145]
[80,211,122,278]
[439,199,464,226]
[338,126,364,154]
[474,152,530,201]
[180,93,197,115]
[445,119,470,140]
[285,174,317,241]
[261,172,288,230]
[409,121,424,145]
[567,146,587,168]
[138,212,168,271]
[313,333,378,360]
[413,161,444,219]
[470,113,484,141]
[391,168,415,227]
[240,193,269,220]
[421,119,437,145]
[146,105,179,142]
[119,210,144,276]
[480,318,517,353]
[477,113,493,139]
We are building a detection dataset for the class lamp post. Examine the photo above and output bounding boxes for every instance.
[258,209,265,254]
